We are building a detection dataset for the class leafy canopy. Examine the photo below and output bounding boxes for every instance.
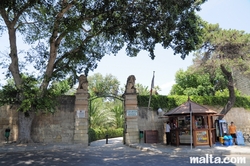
[1,0,206,79]
[170,69,216,96]
[0,0,206,113]
[0,75,70,113]
[169,68,241,96]
[194,22,250,75]
[88,73,120,97]
[170,22,250,97]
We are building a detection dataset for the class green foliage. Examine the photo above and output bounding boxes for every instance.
[193,22,250,91]
[234,96,250,108]
[0,75,70,113]
[88,127,123,142]
[0,0,206,140]
[1,0,206,82]
[137,95,186,110]
[170,69,227,96]
[170,23,250,114]
[89,98,116,128]
[0,79,18,105]
[110,103,124,128]
[215,89,241,97]
[88,73,124,130]
[88,73,121,97]
[135,83,161,95]
[89,97,124,129]
[135,84,150,95]
[138,95,250,110]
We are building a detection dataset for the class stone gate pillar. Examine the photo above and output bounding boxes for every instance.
[124,75,139,144]
[73,75,89,145]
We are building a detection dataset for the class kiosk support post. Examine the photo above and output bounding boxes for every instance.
[189,102,192,150]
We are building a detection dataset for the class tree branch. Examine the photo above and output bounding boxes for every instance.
[40,1,76,92]
[13,0,39,28]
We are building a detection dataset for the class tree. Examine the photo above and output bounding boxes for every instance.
[89,98,115,129]
[0,0,206,143]
[170,68,227,96]
[0,75,70,143]
[109,101,124,128]
[88,73,123,128]
[89,98,124,129]
[135,83,150,95]
[193,22,250,118]
[88,73,120,97]
[135,83,161,95]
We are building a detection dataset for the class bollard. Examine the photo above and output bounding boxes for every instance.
[106,134,108,144]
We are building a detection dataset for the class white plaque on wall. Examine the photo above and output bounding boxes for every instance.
[77,110,85,118]
[126,110,138,117]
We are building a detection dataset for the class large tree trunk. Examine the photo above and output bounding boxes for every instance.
[0,9,23,88]
[17,111,35,143]
[218,64,236,120]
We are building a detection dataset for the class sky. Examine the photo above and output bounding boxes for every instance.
[1,0,250,95]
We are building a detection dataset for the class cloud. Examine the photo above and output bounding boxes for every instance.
[159,81,175,95]
[160,81,175,89]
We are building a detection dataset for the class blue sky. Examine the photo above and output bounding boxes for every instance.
[1,0,250,95]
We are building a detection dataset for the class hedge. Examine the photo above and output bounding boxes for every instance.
[137,95,250,110]
[89,128,123,143]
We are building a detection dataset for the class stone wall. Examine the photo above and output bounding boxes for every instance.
[233,69,250,96]
[0,96,75,143]
[138,106,250,144]
[138,107,167,143]
[1,95,250,144]
[0,105,19,142]
[32,96,75,143]
[208,106,250,134]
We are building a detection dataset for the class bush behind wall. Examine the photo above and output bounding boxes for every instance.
[137,95,250,111]
[89,128,123,142]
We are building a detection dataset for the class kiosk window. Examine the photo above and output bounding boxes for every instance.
[195,116,208,129]
[177,116,190,129]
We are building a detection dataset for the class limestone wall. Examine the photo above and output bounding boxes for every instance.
[138,106,250,144]
[207,106,250,134]
[0,105,19,142]
[0,96,75,143]
[233,69,250,96]
[1,95,250,144]
[138,107,168,143]
[31,96,75,143]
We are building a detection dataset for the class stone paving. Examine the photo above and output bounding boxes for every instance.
[1,137,250,155]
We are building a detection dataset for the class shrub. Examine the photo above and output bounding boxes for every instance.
[89,127,123,142]
[138,95,250,110]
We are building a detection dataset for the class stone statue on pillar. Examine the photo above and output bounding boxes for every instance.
[77,74,88,92]
[125,75,136,94]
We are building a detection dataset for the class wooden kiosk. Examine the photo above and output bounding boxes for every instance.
[164,99,218,147]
